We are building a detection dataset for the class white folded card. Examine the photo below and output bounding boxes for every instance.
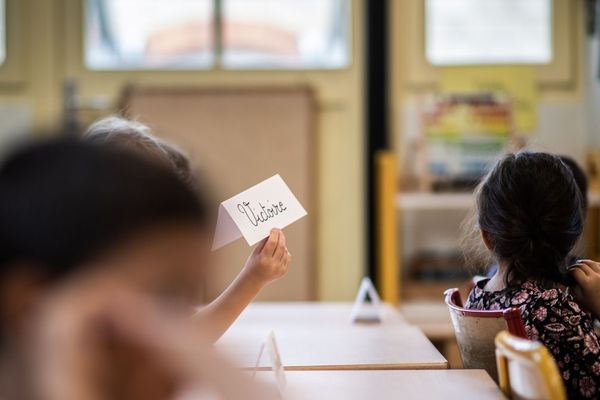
[350,277,383,323]
[252,331,287,395]
[212,175,307,250]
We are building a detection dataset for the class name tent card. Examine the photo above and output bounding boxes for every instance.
[266,331,286,394]
[350,277,383,324]
[252,331,287,396]
[212,175,307,250]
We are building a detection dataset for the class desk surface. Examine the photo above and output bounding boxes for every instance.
[218,302,446,370]
[401,301,455,340]
[255,370,504,400]
[231,302,408,328]
[218,324,447,371]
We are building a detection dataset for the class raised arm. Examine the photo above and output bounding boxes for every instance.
[194,229,291,342]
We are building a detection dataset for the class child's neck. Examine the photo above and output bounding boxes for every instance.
[484,261,509,292]
[485,261,569,292]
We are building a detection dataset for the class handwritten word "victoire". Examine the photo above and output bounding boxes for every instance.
[237,201,288,227]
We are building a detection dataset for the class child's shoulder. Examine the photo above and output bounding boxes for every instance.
[511,280,584,313]
[467,278,578,310]
[518,280,596,332]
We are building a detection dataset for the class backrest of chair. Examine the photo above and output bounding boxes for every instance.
[495,331,566,400]
[444,288,526,381]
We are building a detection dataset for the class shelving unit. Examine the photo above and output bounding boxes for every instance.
[396,192,473,211]
[397,191,600,211]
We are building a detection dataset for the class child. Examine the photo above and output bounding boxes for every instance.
[485,154,589,278]
[85,116,291,342]
[464,152,600,399]
[0,136,274,399]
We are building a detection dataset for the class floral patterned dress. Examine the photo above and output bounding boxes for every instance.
[466,279,600,399]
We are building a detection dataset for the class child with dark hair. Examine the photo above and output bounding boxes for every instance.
[484,154,589,278]
[85,116,292,342]
[464,152,600,399]
[0,137,272,399]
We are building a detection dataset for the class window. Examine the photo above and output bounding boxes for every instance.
[425,0,552,66]
[222,0,349,69]
[0,0,5,66]
[84,0,350,70]
[85,0,214,70]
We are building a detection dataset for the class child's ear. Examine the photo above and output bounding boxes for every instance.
[480,229,494,251]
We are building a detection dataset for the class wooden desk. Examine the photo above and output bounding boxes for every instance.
[401,300,464,368]
[217,325,447,370]
[231,301,408,328]
[255,370,504,400]
[401,301,454,340]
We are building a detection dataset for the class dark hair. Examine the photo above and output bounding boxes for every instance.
[476,152,584,286]
[0,136,210,282]
[559,155,588,211]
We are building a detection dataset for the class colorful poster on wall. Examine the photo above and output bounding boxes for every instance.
[440,66,537,133]
[422,92,513,189]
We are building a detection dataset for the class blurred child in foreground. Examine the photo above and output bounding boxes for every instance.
[0,136,274,399]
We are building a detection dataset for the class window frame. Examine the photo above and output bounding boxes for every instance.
[424,0,554,67]
[396,0,577,91]
[82,0,353,72]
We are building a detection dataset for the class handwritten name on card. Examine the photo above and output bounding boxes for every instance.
[212,175,307,250]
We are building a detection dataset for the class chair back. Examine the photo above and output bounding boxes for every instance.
[444,288,526,381]
[495,331,566,400]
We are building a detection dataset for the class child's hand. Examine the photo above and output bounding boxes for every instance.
[242,229,291,285]
[569,259,600,318]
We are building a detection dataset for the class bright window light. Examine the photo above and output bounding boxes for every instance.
[221,0,350,69]
[426,0,552,66]
[0,0,6,66]
[84,0,351,70]
[85,0,214,70]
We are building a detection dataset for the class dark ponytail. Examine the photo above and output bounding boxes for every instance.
[476,152,584,286]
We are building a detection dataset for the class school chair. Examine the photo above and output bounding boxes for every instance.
[495,331,566,400]
[444,288,526,381]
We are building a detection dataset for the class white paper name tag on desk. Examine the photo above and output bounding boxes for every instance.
[266,331,286,394]
[212,175,307,250]
[350,277,383,323]
[253,331,287,396]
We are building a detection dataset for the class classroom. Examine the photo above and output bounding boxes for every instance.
[0,0,598,399]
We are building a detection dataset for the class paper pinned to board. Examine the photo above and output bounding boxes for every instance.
[212,175,307,250]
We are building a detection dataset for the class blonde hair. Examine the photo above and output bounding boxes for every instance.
[85,116,192,185]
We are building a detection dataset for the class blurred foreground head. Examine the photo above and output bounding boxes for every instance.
[0,135,273,400]
[0,135,212,330]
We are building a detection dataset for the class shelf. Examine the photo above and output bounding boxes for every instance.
[396,192,474,211]
[397,191,600,211]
